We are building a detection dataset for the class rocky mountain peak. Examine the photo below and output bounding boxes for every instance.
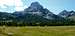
[31,2,41,6]
[24,2,43,12]
[30,2,43,9]
[70,10,74,12]
[58,10,75,17]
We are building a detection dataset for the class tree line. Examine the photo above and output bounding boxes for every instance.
[0,20,75,26]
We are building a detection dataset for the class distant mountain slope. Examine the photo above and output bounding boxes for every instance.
[0,12,14,20]
[68,16,75,21]
[58,10,75,21]
[58,10,75,18]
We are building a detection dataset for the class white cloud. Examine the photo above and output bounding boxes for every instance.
[0,0,15,12]
[0,0,25,12]
[15,0,24,11]
[0,0,15,6]
[15,7,24,11]
[24,6,28,9]
[15,0,23,7]
[0,4,7,8]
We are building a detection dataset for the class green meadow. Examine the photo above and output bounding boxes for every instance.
[0,26,75,36]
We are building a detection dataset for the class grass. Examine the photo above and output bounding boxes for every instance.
[0,26,75,36]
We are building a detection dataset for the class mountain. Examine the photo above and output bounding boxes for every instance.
[24,2,55,19]
[14,2,64,20]
[0,12,16,23]
[0,2,71,22]
[58,10,75,21]
[58,10,75,18]
[24,2,43,12]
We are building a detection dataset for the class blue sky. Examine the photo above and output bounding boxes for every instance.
[0,0,75,14]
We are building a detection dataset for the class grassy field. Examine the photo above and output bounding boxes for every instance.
[0,26,75,36]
